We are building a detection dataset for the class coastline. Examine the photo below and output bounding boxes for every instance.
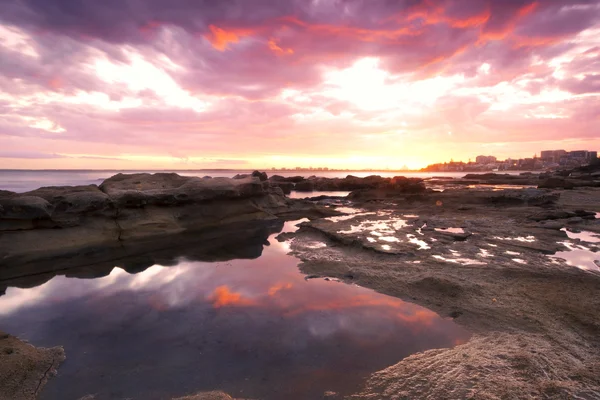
[1,169,599,399]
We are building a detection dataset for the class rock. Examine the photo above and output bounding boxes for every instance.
[172,391,234,400]
[270,175,305,183]
[485,189,559,206]
[295,180,315,192]
[0,331,65,400]
[99,173,265,207]
[251,170,268,181]
[270,181,294,195]
[347,177,427,199]
[0,173,334,275]
[0,196,52,220]
[528,210,576,221]
[538,178,575,189]
[232,173,250,179]
[24,185,113,215]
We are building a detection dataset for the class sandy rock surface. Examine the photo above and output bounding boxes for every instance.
[0,331,65,400]
[286,187,600,399]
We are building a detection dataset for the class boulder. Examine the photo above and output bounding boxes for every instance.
[347,177,427,199]
[0,172,333,272]
[269,175,305,183]
[251,170,268,181]
[538,178,575,189]
[270,181,294,195]
[24,185,113,215]
[295,180,315,192]
[0,196,52,220]
[99,173,265,207]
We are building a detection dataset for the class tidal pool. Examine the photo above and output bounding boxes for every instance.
[288,191,351,199]
[0,221,470,400]
[552,241,600,272]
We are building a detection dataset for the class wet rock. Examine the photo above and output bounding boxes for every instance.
[252,170,268,181]
[269,181,294,195]
[0,173,333,274]
[295,180,315,192]
[172,391,235,400]
[347,178,427,200]
[461,173,539,185]
[485,189,559,207]
[270,175,305,183]
[538,178,575,189]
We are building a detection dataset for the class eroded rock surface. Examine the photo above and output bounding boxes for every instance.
[0,172,336,278]
[284,187,600,399]
[0,331,65,400]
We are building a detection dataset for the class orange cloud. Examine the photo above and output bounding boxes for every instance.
[208,285,255,307]
[268,38,294,55]
[282,293,438,326]
[205,25,254,51]
[280,16,421,43]
[268,282,293,296]
[479,1,540,43]
[517,1,539,18]
[449,11,491,28]
[394,3,490,29]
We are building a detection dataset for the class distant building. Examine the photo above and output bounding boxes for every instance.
[475,155,497,164]
[540,150,567,162]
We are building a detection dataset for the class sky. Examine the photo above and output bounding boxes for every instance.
[0,0,599,170]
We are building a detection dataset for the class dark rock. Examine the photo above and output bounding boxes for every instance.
[269,175,305,183]
[252,170,268,181]
[270,181,294,195]
[347,177,427,199]
[24,185,113,215]
[538,178,574,189]
[99,173,265,207]
[0,196,52,220]
[0,173,331,271]
[295,180,315,192]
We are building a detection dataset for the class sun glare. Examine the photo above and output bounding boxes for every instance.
[93,52,208,112]
[322,57,465,113]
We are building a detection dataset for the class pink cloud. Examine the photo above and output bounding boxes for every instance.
[0,0,599,169]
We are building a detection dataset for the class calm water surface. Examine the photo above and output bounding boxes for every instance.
[0,221,470,400]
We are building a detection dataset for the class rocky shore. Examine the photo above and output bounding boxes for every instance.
[0,331,65,400]
[286,183,600,398]
[0,171,341,281]
[1,169,600,399]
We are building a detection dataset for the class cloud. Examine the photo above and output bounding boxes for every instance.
[0,151,66,159]
[0,0,599,168]
[208,285,255,308]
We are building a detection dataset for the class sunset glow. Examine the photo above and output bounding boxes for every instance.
[0,1,599,169]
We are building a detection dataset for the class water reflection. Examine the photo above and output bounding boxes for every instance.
[561,228,600,243]
[288,191,351,199]
[552,241,600,272]
[0,221,470,400]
